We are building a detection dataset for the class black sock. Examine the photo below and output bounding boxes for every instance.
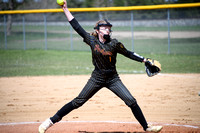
[50,114,61,124]
[50,101,75,123]
[131,103,148,131]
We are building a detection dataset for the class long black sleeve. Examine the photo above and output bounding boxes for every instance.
[69,18,88,39]
[126,50,144,62]
[114,40,144,62]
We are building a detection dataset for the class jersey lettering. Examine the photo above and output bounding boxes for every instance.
[94,44,112,56]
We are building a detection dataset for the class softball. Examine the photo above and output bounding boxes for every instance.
[57,0,64,6]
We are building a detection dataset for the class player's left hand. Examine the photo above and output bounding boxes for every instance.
[144,58,161,77]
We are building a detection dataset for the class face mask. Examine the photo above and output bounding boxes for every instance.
[103,34,110,40]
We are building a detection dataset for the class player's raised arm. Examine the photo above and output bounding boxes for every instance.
[62,0,74,22]
[61,0,89,39]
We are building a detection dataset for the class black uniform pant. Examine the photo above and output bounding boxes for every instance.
[51,71,148,130]
[72,71,137,108]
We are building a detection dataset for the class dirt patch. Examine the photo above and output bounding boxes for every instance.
[0,74,199,132]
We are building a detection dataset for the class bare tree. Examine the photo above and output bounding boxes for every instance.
[1,0,25,36]
[6,0,13,36]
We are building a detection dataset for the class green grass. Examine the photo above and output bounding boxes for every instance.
[0,50,199,77]
[0,50,92,76]
[0,25,199,76]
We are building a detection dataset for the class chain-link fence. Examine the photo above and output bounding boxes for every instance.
[0,6,200,55]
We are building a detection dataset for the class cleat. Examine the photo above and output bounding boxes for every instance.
[146,124,163,132]
[39,118,53,133]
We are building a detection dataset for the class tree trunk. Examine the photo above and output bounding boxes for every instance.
[7,14,12,36]
[7,0,13,36]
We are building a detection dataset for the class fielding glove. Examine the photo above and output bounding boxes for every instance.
[145,58,161,77]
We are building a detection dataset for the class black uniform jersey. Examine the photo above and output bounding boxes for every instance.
[70,18,144,75]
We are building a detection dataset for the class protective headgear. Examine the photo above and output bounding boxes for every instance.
[94,19,112,40]
[94,19,112,31]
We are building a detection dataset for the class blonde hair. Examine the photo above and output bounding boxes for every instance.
[91,20,109,37]
[91,31,98,37]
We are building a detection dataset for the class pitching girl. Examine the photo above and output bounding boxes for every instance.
[39,1,162,132]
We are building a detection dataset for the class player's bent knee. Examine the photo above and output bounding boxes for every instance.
[126,99,137,107]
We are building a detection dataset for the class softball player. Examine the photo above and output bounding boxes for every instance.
[39,1,162,133]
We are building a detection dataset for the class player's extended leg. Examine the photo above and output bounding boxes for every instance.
[51,77,103,123]
[39,76,103,133]
[107,76,162,132]
[107,77,148,131]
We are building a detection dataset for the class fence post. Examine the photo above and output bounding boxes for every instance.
[167,9,171,54]
[131,11,134,51]
[22,15,26,50]
[4,15,7,50]
[44,14,47,50]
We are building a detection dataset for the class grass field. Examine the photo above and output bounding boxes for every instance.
[0,24,199,76]
[0,50,199,77]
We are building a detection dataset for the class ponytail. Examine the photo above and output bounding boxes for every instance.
[91,31,98,37]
